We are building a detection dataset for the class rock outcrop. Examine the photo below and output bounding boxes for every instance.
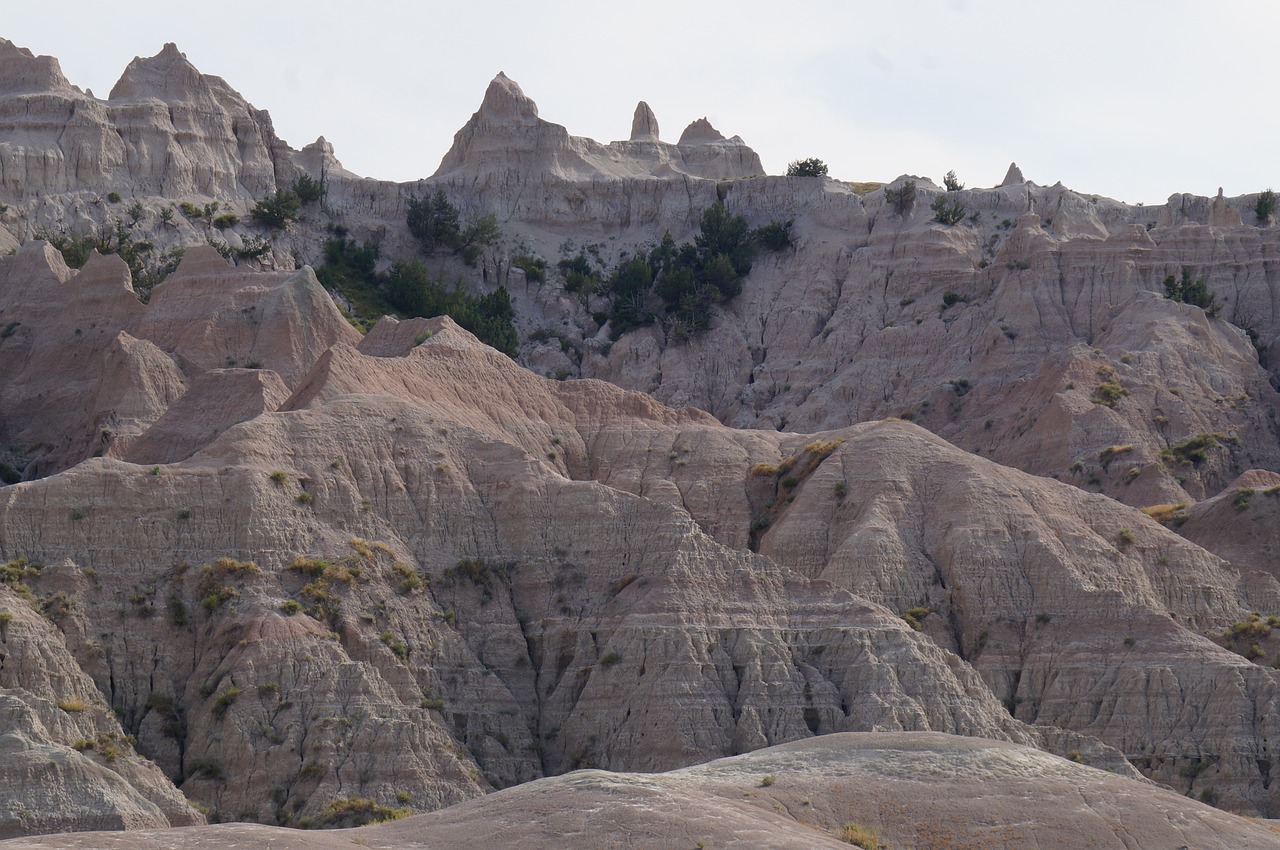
[0,243,359,478]
[0,586,202,837]
[999,160,1025,186]
[629,101,659,142]
[433,73,763,182]
[4,39,1280,840]
[5,733,1279,849]
[0,41,291,201]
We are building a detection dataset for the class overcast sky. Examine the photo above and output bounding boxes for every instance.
[9,1,1277,204]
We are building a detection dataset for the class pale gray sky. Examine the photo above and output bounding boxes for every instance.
[9,1,1277,204]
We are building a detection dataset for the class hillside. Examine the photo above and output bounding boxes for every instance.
[1,38,1280,847]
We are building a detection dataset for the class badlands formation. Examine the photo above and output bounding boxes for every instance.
[0,37,1279,848]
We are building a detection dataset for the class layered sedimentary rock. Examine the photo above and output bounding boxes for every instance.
[433,72,763,182]
[2,39,1280,841]
[0,243,358,477]
[5,733,1279,849]
[0,40,290,200]
[0,585,202,837]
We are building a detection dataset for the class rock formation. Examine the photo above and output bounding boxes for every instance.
[432,73,762,182]
[4,733,1279,849]
[999,160,1025,186]
[629,101,659,142]
[0,40,291,201]
[2,38,1280,843]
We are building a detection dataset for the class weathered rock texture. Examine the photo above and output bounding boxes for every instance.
[2,39,1280,840]
[0,585,202,837]
[0,40,290,201]
[5,733,1279,850]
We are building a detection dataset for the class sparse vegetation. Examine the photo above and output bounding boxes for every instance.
[512,254,547,283]
[840,822,881,849]
[786,157,828,177]
[211,686,241,719]
[884,180,916,216]
[250,189,301,230]
[1163,268,1220,316]
[1141,502,1191,527]
[36,221,183,301]
[72,733,123,762]
[1255,188,1276,224]
[902,606,930,631]
[1092,380,1130,408]
[1161,433,1233,465]
[292,173,325,205]
[943,170,964,192]
[314,796,411,828]
[931,193,966,225]
[1099,445,1133,469]
[406,189,498,266]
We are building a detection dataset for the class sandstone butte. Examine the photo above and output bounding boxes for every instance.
[0,37,1279,849]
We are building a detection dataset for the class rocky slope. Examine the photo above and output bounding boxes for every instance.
[1,36,1280,841]
[5,733,1280,849]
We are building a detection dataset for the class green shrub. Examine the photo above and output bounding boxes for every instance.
[188,759,226,780]
[902,606,930,631]
[931,194,966,225]
[168,594,188,626]
[292,174,324,205]
[786,157,828,177]
[1092,381,1130,407]
[1098,444,1133,468]
[513,254,547,283]
[942,170,964,191]
[1234,488,1255,512]
[250,189,301,230]
[600,650,623,667]
[840,822,881,849]
[107,192,122,204]
[406,189,462,255]
[316,796,410,828]
[1162,268,1220,316]
[753,219,795,251]
[383,260,517,357]
[884,181,916,216]
[211,687,241,719]
[212,213,239,229]
[234,235,272,261]
[280,599,302,615]
[1256,189,1276,223]
[1160,433,1230,465]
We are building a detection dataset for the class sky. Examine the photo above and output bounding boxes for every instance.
[7,1,1277,205]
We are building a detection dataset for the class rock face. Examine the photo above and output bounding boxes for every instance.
[0,243,359,478]
[0,585,202,836]
[629,101,659,142]
[677,116,726,145]
[0,41,291,201]
[433,73,763,182]
[5,733,1279,850]
[4,39,1280,840]
[999,160,1025,186]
